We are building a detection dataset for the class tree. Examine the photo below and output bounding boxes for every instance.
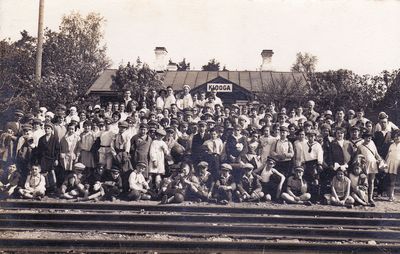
[202,59,220,71]
[177,58,190,71]
[291,52,318,79]
[0,12,111,112]
[112,59,163,99]
[257,73,309,109]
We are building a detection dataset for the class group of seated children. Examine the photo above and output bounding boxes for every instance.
[6,153,374,209]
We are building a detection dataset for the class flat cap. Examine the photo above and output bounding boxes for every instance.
[221,163,233,171]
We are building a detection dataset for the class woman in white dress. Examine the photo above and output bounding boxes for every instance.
[385,130,400,202]
[148,129,169,191]
[357,132,382,206]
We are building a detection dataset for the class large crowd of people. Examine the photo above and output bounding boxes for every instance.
[0,85,399,208]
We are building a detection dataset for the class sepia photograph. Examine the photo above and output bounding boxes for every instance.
[0,0,400,253]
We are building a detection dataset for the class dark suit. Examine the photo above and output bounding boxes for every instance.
[191,132,211,164]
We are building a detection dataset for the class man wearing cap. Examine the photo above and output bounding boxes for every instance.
[281,166,312,205]
[15,124,35,181]
[225,125,248,170]
[102,167,123,201]
[4,110,24,137]
[130,123,152,176]
[211,163,236,204]
[111,121,133,192]
[59,162,88,199]
[270,126,294,177]
[236,163,264,202]
[191,121,211,164]
[374,111,398,133]
[194,161,214,202]
[36,122,60,193]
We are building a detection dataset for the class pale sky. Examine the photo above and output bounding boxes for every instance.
[1,0,399,75]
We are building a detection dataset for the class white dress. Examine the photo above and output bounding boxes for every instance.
[148,140,169,175]
[386,142,400,175]
[357,142,380,174]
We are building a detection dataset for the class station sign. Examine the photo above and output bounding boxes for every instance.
[207,83,232,93]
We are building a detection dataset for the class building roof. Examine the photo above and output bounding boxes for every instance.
[86,69,308,95]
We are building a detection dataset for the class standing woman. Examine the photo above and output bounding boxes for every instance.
[357,132,382,207]
[259,125,277,164]
[385,129,400,202]
[59,123,80,181]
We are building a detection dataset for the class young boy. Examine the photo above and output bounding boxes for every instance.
[102,167,123,201]
[76,181,105,202]
[0,163,21,199]
[211,163,236,205]
[281,166,312,206]
[19,165,46,199]
[194,161,214,202]
[59,163,88,200]
[127,162,151,201]
[324,167,355,208]
[254,156,285,201]
[236,163,264,202]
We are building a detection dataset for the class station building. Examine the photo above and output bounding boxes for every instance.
[86,47,308,105]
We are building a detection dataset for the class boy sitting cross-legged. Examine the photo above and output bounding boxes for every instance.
[281,166,312,206]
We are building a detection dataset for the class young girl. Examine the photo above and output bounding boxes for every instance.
[324,166,355,208]
[357,132,382,207]
[385,129,400,202]
[349,156,369,206]
[149,128,169,191]
[19,165,46,199]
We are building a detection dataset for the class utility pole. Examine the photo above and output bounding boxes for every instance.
[35,0,45,81]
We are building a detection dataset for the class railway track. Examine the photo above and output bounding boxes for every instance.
[0,200,399,252]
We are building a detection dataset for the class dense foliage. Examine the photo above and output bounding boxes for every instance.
[112,59,163,98]
[0,12,111,113]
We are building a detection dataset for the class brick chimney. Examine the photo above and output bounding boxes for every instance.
[154,47,168,72]
[260,49,274,71]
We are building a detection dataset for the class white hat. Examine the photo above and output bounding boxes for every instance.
[39,107,47,113]
[94,105,101,110]
[45,111,54,118]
